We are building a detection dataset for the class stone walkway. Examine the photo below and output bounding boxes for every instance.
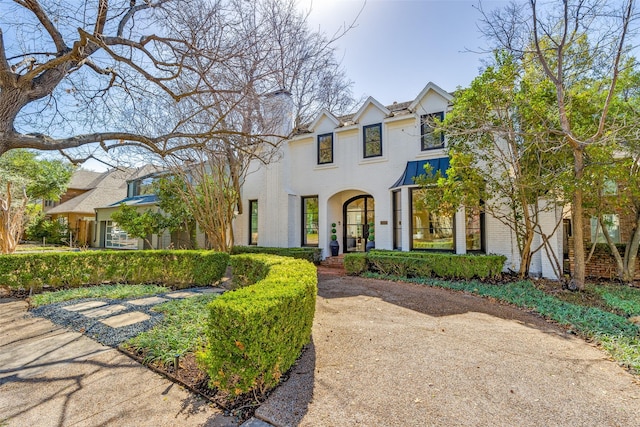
[29,286,226,348]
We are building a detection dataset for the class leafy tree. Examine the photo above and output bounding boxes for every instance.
[418,51,567,279]
[476,0,638,289]
[0,149,73,253]
[110,204,165,249]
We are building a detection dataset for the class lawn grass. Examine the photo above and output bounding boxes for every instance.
[29,284,170,308]
[364,272,640,374]
[122,294,216,366]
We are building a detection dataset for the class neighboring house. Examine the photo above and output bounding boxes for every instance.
[94,171,203,250]
[46,167,156,246]
[235,82,563,279]
[568,181,640,280]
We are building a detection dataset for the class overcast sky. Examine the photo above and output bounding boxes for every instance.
[300,0,509,106]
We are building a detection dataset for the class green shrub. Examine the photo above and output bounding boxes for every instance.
[364,251,505,280]
[0,250,229,292]
[198,254,317,397]
[344,253,368,275]
[231,246,322,264]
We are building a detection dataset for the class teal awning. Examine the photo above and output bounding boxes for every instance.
[390,158,449,188]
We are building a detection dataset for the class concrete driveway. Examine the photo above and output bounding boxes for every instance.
[256,269,640,426]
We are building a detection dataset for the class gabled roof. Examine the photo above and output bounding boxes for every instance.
[66,170,104,190]
[408,82,453,112]
[308,109,341,132]
[47,165,160,215]
[352,96,391,123]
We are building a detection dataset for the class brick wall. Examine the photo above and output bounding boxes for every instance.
[568,238,640,281]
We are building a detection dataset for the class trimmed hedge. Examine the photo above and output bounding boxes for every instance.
[198,254,317,396]
[230,246,322,264]
[345,250,505,280]
[0,250,229,292]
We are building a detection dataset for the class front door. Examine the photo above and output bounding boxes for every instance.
[343,195,374,252]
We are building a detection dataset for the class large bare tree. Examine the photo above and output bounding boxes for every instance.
[1,0,354,162]
[143,0,355,251]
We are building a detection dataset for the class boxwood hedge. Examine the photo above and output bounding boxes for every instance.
[230,246,322,264]
[344,250,506,280]
[0,250,229,292]
[198,254,317,396]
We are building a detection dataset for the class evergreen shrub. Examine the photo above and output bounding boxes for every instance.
[198,254,317,396]
[230,245,322,264]
[0,250,229,292]
[358,250,506,280]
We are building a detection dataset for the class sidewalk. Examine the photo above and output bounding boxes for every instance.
[0,298,237,427]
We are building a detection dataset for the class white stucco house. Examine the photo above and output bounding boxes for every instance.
[234,82,563,280]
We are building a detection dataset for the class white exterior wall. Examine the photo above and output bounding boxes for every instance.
[235,83,562,279]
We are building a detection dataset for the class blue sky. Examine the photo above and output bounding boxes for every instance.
[301,0,509,106]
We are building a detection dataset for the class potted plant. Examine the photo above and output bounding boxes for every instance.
[329,223,340,256]
[366,221,375,252]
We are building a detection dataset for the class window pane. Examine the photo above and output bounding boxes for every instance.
[318,133,333,164]
[250,200,258,245]
[363,124,382,158]
[303,196,319,246]
[466,206,482,251]
[591,214,620,243]
[421,112,444,150]
[393,190,402,250]
[411,189,453,250]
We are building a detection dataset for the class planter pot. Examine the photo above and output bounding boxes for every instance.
[365,240,375,252]
[329,240,340,256]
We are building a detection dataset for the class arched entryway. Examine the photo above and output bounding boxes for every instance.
[343,195,374,252]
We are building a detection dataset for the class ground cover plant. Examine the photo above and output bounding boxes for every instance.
[28,284,169,308]
[123,294,216,366]
[365,271,640,374]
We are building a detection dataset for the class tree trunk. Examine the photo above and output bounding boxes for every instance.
[570,148,586,290]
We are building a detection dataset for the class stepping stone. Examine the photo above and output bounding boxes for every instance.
[128,296,169,306]
[82,304,127,318]
[63,301,108,312]
[198,287,224,294]
[100,311,151,328]
[165,291,198,299]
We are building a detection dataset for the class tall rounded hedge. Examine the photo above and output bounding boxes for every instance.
[0,250,229,292]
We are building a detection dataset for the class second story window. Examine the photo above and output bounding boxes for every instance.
[318,133,333,164]
[421,112,444,150]
[363,123,382,158]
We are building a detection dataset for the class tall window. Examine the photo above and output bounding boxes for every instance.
[249,200,258,245]
[105,221,138,249]
[591,214,620,243]
[465,205,484,252]
[421,112,444,150]
[318,133,333,164]
[410,188,453,250]
[302,196,319,246]
[393,190,402,250]
[363,123,382,158]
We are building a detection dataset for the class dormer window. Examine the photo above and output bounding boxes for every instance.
[363,123,382,158]
[421,112,444,150]
[318,133,334,164]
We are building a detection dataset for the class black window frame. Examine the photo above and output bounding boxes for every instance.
[409,187,455,252]
[317,133,334,165]
[421,111,445,151]
[363,123,383,158]
[465,204,485,253]
[249,199,258,245]
[301,196,319,247]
